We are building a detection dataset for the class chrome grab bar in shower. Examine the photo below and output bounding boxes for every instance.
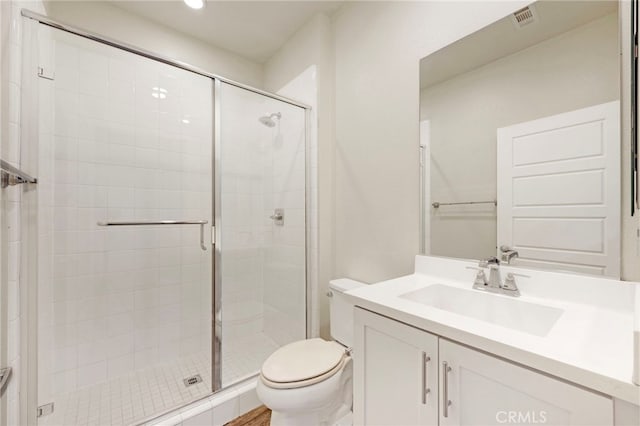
[97,220,209,251]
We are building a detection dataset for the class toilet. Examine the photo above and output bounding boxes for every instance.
[256,278,365,426]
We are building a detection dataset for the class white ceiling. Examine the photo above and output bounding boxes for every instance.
[110,0,343,63]
[420,1,618,89]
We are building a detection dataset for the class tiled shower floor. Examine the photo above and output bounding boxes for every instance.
[41,333,279,426]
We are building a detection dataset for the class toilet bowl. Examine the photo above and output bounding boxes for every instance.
[256,279,365,426]
[256,339,353,425]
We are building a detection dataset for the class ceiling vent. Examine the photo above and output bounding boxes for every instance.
[511,5,537,29]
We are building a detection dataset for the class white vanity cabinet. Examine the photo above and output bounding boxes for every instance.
[353,308,439,426]
[354,308,614,426]
[439,339,613,426]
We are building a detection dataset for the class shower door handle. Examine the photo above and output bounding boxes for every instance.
[198,222,207,250]
[97,220,209,251]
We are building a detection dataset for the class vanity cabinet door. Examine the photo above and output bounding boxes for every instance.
[354,308,438,426]
[439,339,613,426]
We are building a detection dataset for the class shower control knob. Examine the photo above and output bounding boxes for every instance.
[270,208,284,225]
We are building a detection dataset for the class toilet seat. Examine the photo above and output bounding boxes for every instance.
[260,338,348,389]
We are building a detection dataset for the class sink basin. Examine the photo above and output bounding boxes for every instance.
[399,284,563,337]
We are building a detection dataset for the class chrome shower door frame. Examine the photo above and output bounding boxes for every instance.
[21,7,312,422]
[212,79,222,391]
[211,80,311,392]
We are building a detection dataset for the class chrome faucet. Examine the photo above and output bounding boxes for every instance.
[480,257,502,288]
[500,245,519,264]
[467,256,524,297]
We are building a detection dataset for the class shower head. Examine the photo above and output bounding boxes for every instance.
[259,112,281,128]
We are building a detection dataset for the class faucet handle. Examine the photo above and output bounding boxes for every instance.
[500,246,519,264]
[502,272,529,292]
[506,272,530,280]
[466,266,488,287]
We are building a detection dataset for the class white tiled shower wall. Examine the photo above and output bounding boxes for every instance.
[219,83,269,344]
[36,27,213,402]
[267,65,317,346]
[1,2,44,425]
[218,83,306,373]
[261,148,307,346]
[261,101,307,346]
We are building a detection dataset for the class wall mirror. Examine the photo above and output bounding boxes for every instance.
[419,0,638,279]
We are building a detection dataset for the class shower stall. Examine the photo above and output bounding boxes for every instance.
[21,11,309,426]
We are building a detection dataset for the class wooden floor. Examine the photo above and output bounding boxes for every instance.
[225,405,271,426]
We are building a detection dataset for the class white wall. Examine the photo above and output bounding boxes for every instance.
[331,1,529,283]
[45,1,263,88]
[421,13,619,261]
[263,13,334,337]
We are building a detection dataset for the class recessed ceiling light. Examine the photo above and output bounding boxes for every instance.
[184,0,204,10]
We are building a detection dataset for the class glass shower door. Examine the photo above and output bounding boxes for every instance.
[35,25,213,425]
[216,82,307,389]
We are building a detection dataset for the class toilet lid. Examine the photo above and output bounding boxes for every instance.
[261,338,346,384]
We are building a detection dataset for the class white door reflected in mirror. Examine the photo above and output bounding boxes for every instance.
[497,101,620,278]
[418,0,631,278]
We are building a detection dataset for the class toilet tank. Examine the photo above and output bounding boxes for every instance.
[329,278,365,347]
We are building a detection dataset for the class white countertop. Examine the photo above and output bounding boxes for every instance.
[344,256,640,405]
